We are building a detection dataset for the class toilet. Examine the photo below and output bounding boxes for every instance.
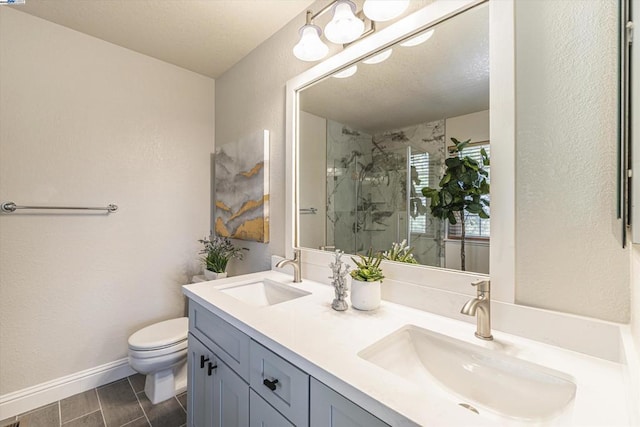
[127,317,189,404]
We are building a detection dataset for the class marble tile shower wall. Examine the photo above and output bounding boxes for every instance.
[326,119,446,263]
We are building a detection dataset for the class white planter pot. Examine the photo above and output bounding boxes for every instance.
[350,279,381,311]
[204,270,227,280]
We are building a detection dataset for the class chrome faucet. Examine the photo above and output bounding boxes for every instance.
[460,279,493,341]
[275,249,302,283]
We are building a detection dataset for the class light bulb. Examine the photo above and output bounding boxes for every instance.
[362,48,392,64]
[293,24,329,62]
[324,0,365,44]
[400,29,435,47]
[363,0,409,22]
[332,65,358,79]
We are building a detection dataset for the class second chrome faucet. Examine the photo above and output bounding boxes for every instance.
[461,279,493,340]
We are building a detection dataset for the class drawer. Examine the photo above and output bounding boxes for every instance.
[310,378,389,427]
[189,300,250,381]
[249,389,294,427]
[250,340,309,427]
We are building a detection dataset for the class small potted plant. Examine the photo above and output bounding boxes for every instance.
[383,240,418,264]
[350,248,385,311]
[198,235,247,280]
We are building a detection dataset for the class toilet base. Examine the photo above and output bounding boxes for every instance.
[144,359,187,404]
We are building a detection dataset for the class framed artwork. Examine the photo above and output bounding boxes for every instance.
[214,130,269,243]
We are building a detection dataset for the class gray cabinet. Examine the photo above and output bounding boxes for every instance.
[187,333,249,427]
[213,360,249,427]
[310,378,389,427]
[187,334,214,427]
[189,300,250,381]
[188,298,391,427]
[249,390,294,427]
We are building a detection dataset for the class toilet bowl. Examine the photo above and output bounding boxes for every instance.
[128,317,188,404]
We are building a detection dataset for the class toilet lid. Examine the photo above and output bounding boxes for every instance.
[128,317,188,351]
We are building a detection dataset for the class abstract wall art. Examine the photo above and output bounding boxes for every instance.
[214,130,269,242]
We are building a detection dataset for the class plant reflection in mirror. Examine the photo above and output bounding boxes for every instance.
[383,240,418,264]
[422,138,490,271]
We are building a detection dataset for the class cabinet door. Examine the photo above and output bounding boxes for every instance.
[310,378,389,427]
[249,390,295,427]
[188,334,215,427]
[213,360,250,427]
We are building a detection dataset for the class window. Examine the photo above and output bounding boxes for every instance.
[409,152,430,234]
[447,143,490,240]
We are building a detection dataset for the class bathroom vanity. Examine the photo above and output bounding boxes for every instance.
[185,275,389,427]
[183,270,636,426]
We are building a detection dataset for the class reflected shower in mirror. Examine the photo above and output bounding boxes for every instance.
[298,2,489,273]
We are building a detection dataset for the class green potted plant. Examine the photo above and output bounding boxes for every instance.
[383,240,418,264]
[422,138,490,271]
[198,235,247,280]
[350,248,385,311]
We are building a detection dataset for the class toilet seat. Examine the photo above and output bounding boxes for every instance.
[128,317,188,352]
[129,339,187,359]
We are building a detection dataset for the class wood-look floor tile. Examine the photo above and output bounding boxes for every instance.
[175,393,187,413]
[17,402,60,427]
[62,410,105,427]
[61,389,100,423]
[97,379,143,427]
[127,375,146,394]
[120,417,150,427]
[136,393,186,427]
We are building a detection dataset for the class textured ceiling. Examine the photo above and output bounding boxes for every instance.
[9,0,315,78]
[300,3,489,134]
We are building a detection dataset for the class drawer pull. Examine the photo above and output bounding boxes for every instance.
[208,362,218,376]
[200,355,210,369]
[263,378,279,391]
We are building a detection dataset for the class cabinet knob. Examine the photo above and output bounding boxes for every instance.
[200,355,209,369]
[263,378,279,391]
[207,362,217,376]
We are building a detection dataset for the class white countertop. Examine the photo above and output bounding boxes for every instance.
[183,270,632,426]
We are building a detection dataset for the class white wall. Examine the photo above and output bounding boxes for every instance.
[215,7,320,275]
[514,0,629,322]
[633,245,640,355]
[0,8,214,396]
[445,110,489,143]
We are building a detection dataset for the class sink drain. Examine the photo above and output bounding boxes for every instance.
[459,403,480,415]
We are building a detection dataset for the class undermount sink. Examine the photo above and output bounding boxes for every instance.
[358,325,577,423]
[219,279,311,307]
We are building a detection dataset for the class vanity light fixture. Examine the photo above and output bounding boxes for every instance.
[332,65,358,78]
[293,22,329,62]
[325,0,365,44]
[362,0,410,22]
[400,29,435,47]
[292,0,410,62]
[362,48,392,64]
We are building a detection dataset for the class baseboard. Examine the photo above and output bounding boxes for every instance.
[0,358,136,420]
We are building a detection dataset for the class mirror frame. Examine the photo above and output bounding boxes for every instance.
[285,0,515,302]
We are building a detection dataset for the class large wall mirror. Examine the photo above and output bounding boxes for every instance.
[296,1,489,274]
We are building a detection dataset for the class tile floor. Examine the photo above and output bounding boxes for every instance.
[0,374,187,427]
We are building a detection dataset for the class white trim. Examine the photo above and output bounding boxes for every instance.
[0,358,135,420]
[489,0,516,302]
